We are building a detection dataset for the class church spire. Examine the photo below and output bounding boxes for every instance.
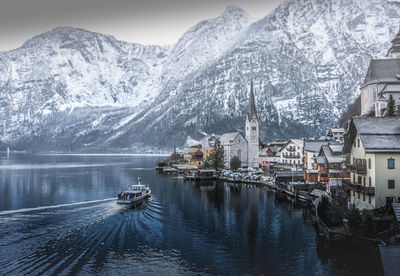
[387,25,400,58]
[248,79,258,120]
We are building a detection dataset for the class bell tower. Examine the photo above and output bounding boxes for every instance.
[245,80,260,168]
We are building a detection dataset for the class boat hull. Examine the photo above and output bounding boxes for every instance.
[117,192,151,204]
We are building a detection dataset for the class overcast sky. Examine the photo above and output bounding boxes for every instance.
[0,0,282,51]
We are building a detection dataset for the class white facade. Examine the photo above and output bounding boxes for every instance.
[349,134,400,210]
[220,132,248,169]
[279,139,304,167]
[246,116,259,168]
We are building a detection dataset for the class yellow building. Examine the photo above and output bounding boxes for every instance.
[343,117,400,210]
[184,144,204,167]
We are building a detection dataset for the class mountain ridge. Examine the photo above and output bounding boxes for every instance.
[0,0,399,152]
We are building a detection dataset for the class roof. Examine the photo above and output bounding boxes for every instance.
[310,189,327,197]
[200,135,216,148]
[275,170,304,177]
[326,156,345,164]
[316,156,326,164]
[329,144,344,154]
[278,139,304,152]
[304,140,335,152]
[330,128,345,133]
[380,84,400,94]
[248,80,258,120]
[343,117,400,153]
[392,203,400,222]
[219,132,242,145]
[362,58,400,87]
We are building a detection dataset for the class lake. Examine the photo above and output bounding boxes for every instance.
[0,154,381,275]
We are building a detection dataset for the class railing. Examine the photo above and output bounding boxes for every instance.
[343,181,375,195]
[347,164,366,174]
[283,154,301,158]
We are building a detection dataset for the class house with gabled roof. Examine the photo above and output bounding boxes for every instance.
[343,117,400,210]
[278,139,304,167]
[303,140,339,182]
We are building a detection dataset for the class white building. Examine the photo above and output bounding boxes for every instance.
[361,27,400,117]
[278,139,304,167]
[219,132,248,169]
[343,117,400,210]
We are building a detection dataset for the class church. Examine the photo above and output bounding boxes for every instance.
[361,27,400,117]
[209,81,260,169]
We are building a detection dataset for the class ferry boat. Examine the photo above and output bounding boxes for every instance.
[117,179,151,204]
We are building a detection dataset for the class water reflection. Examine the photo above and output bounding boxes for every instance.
[0,154,382,275]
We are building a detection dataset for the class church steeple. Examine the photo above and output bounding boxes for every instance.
[248,79,258,120]
[245,79,260,169]
[387,25,400,58]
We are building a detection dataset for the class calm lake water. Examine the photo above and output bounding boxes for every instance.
[0,154,381,275]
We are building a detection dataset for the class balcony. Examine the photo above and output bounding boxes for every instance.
[344,181,375,195]
[283,154,301,159]
[347,164,366,174]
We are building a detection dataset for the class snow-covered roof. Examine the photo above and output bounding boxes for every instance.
[362,58,400,87]
[326,156,345,163]
[278,139,304,152]
[219,132,244,145]
[304,140,335,152]
[329,144,344,153]
[316,156,326,164]
[344,117,400,153]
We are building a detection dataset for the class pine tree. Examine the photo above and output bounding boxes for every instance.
[386,94,395,117]
[205,138,224,170]
[230,155,241,170]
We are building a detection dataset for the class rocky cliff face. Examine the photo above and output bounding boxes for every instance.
[0,0,399,152]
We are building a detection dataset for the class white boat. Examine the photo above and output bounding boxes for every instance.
[117,179,151,204]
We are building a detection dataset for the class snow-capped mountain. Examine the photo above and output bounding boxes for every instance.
[0,0,399,152]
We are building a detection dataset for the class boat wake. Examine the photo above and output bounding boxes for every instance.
[0,198,116,216]
[0,196,167,275]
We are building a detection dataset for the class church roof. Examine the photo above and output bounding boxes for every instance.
[248,80,258,120]
[362,58,400,87]
[218,132,245,145]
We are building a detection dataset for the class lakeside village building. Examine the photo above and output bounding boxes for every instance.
[341,27,400,210]
[182,28,400,211]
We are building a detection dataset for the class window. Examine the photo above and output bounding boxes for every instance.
[363,193,365,202]
[368,158,371,169]
[386,197,394,206]
[363,177,365,186]
[369,176,371,187]
[353,191,355,197]
[358,138,360,148]
[388,180,395,189]
[238,150,241,159]
[358,192,360,199]
[368,195,371,204]
[358,176,362,185]
[388,158,395,169]
[252,126,256,131]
